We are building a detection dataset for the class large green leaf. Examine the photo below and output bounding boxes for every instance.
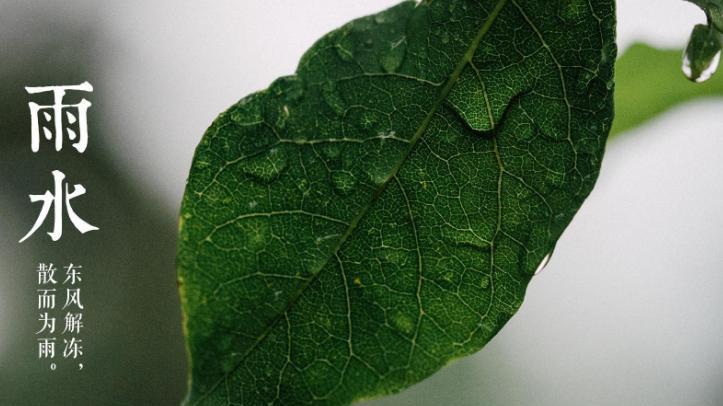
[177,0,615,404]
[612,43,723,137]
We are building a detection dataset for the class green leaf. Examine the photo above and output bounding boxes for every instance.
[611,43,723,137]
[686,0,723,32]
[177,1,615,404]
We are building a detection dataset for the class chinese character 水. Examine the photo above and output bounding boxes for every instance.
[19,170,98,243]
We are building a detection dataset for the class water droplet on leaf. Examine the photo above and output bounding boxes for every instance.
[381,37,407,73]
[479,275,490,289]
[266,104,291,130]
[534,252,553,276]
[322,81,345,115]
[321,143,342,159]
[331,170,357,195]
[359,111,380,131]
[682,24,722,83]
[296,178,311,195]
[241,147,289,184]
[335,35,355,62]
[282,105,291,127]
[559,0,586,24]
[390,311,414,335]
[441,32,450,44]
[193,160,210,170]
[365,167,390,185]
[270,75,304,102]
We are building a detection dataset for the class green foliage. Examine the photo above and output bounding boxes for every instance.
[687,0,723,32]
[177,0,615,404]
[612,43,723,137]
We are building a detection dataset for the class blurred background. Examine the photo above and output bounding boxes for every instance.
[0,1,721,405]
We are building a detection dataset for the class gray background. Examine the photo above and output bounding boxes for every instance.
[0,1,721,405]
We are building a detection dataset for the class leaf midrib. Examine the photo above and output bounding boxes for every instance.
[191,0,509,402]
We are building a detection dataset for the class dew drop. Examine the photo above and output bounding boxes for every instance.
[381,37,407,73]
[322,81,345,115]
[534,252,553,276]
[559,0,586,24]
[479,275,490,289]
[321,143,342,159]
[228,95,263,125]
[683,50,721,83]
[193,160,210,170]
[267,104,290,130]
[331,170,357,195]
[441,32,451,45]
[270,75,304,102]
[682,24,722,83]
[282,105,291,127]
[359,111,380,131]
[296,178,311,195]
[241,147,289,184]
[365,167,390,185]
[390,311,414,335]
[178,213,191,233]
[335,35,355,63]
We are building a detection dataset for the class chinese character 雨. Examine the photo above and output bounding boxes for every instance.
[19,170,98,243]
[26,82,93,153]
[38,338,56,359]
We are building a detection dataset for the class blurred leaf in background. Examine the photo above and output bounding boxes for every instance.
[612,43,723,137]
